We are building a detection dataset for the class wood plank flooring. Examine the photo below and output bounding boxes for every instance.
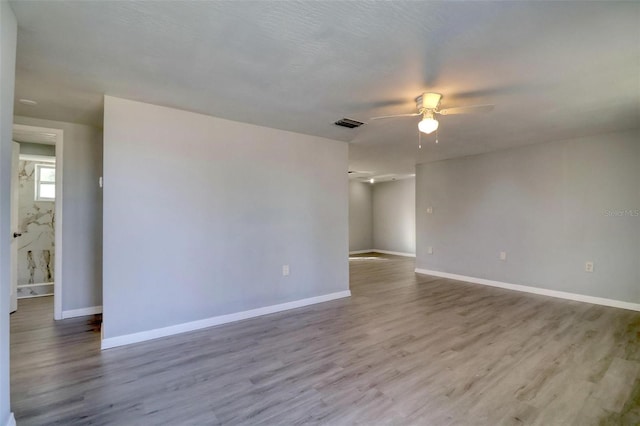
[10,253,640,425]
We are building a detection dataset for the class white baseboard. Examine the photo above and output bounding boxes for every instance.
[62,305,103,319]
[415,268,640,312]
[17,293,54,299]
[349,249,416,258]
[101,290,351,350]
[4,413,16,426]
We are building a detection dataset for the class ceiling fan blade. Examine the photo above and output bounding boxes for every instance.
[453,85,529,100]
[370,113,421,120]
[438,104,494,115]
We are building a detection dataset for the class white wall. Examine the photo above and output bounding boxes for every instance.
[14,116,103,312]
[0,1,17,424]
[416,130,640,304]
[349,181,373,251]
[373,178,415,255]
[102,96,349,341]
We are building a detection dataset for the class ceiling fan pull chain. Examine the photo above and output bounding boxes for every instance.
[418,129,422,149]
[435,128,439,144]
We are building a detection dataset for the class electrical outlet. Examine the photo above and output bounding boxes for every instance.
[427,246,433,255]
[585,262,594,273]
[282,265,290,276]
[427,207,433,214]
[500,251,507,261]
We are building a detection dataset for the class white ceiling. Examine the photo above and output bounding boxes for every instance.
[348,171,415,184]
[12,128,56,145]
[11,1,640,174]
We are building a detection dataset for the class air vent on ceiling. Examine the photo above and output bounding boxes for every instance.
[334,118,364,128]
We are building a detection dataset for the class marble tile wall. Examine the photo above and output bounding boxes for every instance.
[17,160,55,297]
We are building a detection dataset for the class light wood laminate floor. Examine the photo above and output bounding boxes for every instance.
[10,254,640,425]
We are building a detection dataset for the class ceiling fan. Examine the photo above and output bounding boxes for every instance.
[370,92,494,136]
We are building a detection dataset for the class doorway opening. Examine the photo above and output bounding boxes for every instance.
[11,124,64,320]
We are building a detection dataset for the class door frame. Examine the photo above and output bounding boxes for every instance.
[12,124,64,320]
[10,142,19,313]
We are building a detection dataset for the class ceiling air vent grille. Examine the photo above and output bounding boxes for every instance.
[334,118,364,128]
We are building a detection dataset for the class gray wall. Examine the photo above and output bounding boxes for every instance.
[349,181,373,251]
[0,0,17,423]
[14,116,103,311]
[373,178,415,254]
[19,141,55,156]
[103,96,349,339]
[416,130,640,304]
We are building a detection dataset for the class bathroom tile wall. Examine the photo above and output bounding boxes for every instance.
[17,159,55,297]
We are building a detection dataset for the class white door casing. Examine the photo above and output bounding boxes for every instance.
[12,124,64,319]
[10,141,19,313]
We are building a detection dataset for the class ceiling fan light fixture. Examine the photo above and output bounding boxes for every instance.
[418,116,439,134]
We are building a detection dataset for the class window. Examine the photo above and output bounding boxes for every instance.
[35,164,56,201]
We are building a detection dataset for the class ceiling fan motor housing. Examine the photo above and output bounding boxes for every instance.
[416,92,443,112]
